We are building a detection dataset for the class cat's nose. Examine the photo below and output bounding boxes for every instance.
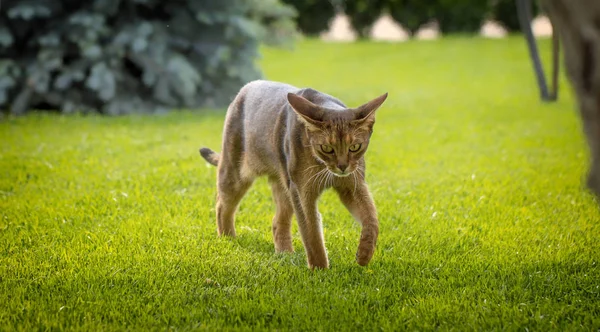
[337,164,348,172]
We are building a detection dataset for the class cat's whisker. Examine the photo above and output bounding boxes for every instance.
[305,168,326,190]
[356,168,365,179]
[316,169,328,186]
[303,164,322,175]
[304,168,328,201]
[352,171,358,196]
[318,170,327,191]
[318,169,330,191]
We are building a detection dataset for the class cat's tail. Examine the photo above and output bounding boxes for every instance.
[199,147,219,166]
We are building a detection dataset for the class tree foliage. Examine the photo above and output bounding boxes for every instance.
[0,0,297,115]
[344,0,387,39]
[434,0,492,33]
[387,0,437,35]
[280,0,336,36]
[285,0,533,37]
[490,0,540,32]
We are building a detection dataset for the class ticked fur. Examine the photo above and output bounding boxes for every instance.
[200,80,387,269]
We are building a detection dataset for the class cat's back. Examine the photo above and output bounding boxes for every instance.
[240,80,298,113]
[238,79,346,114]
[223,80,297,135]
[243,79,298,96]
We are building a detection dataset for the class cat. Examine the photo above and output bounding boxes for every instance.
[199,80,387,269]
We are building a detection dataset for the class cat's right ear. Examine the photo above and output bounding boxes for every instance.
[353,93,388,122]
[287,93,325,129]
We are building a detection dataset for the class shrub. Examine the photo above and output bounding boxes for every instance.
[344,0,386,39]
[434,0,492,33]
[387,0,437,35]
[281,0,337,36]
[0,0,296,115]
[491,0,540,32]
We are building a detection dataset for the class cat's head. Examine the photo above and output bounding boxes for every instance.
[287,92,388,177]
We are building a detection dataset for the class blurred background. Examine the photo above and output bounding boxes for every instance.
[0,0,551,116]
[5,3,600,329]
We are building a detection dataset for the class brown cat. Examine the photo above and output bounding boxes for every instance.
[199,80,387,269]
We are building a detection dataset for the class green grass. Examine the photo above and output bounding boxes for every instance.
[2,36,600,331]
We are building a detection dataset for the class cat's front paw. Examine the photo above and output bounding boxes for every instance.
[308,261,329,270]
[274,241,294,253]
[356,224,378,266]
[306,253,329,269]
[356,250,374,266]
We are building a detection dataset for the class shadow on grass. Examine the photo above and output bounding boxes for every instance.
[6,232,598,331]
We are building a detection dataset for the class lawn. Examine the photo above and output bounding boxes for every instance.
[2,36,600,330]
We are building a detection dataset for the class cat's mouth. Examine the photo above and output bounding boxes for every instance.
[330,169,353,177]
[332,172,350,177]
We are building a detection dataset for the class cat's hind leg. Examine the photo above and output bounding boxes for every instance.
[214,93,253,236]
[215,173,252,237]
[269,177,294,253]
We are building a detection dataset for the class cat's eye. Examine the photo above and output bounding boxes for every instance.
[320,145,334,154]
[349,144,361,152]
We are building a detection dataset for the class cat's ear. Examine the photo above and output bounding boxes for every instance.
[287,93,325,129]
[353,93,388,122]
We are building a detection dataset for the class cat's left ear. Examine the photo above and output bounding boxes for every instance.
[353,93,388,123]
